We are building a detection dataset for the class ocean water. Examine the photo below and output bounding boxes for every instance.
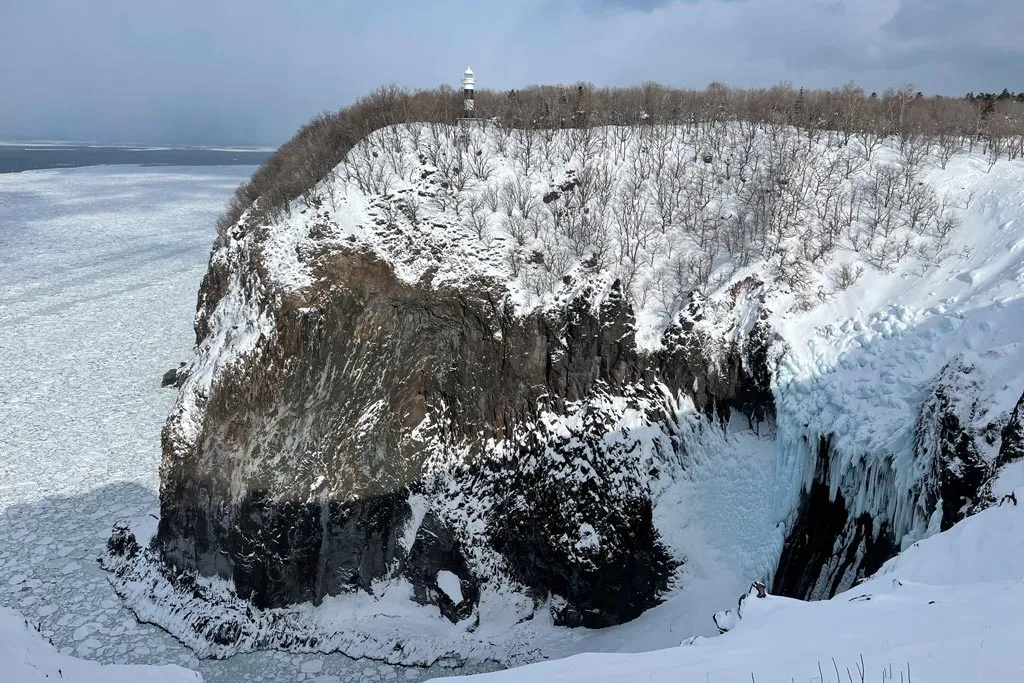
[0,143,269,174]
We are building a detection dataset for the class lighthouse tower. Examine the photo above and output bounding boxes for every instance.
[462,67,476,118]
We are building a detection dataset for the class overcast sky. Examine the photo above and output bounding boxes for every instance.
[1,0,1020,146]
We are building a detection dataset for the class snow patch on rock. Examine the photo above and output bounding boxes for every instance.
[435,572,464,605]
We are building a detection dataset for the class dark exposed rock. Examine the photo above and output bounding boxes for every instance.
[161,368,178,387]
[161,363,189,388]
[915,358,997,530]
[107,522,142,560]
[658,281,778,427]
[997,391,1024,469]
[772,436,898,600]
[189,490,413,609]
[405,512,478,623]
[485,400,675,627]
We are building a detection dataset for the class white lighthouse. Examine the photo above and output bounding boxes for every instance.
[462,67,476,118]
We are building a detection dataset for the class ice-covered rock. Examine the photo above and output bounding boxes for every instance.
[915,356,1000,529]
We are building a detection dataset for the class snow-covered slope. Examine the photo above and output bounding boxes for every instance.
[769,156,1024,540]
[434,488,1024,683]
[1,606,201,683]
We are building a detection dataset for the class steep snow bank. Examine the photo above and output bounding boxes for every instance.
[875,489,1024,585]
[0,606,201,683]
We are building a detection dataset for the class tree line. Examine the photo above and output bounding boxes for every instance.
[217,81,1024,241]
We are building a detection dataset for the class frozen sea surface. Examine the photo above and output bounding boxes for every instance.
[0,166,489,682]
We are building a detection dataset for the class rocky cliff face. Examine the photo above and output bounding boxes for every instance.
[103,122,1024,661]
[160,240,673,625]
[915,358,1001,530]
[153,230,790,628]
[102,238,780,661]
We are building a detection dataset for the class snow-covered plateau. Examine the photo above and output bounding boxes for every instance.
[3,120,1024,683]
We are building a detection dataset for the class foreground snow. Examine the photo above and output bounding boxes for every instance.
[1,607,200,683]
[437,488,1024,682]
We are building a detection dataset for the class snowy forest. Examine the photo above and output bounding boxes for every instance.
[222,82,1024,230]
[209,82,1024,330]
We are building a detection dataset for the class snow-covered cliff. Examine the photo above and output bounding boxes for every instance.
[103,121,1024,665]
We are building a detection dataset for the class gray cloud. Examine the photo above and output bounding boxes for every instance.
[0,0,1019,146]
[882,0,1024,42]
[587,0,691,12]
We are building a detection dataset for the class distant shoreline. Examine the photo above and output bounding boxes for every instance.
[0,144,271,174]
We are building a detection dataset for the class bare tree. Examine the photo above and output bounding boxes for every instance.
[829,262,865,291]
[482,184,500,213]
[464,194,490,241]
[468,143,496,182]
[511,127,539,178]
[613,185,657,294]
